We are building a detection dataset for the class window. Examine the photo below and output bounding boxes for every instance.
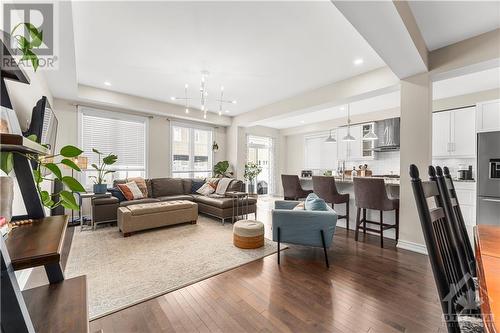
[171,123,213,178]
[304,132,337,169]
[78,107,148,189]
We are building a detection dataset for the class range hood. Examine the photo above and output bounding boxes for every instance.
[373,117,400,152]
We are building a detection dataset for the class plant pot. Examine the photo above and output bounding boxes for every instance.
[247,182,255,194]
[0,176,14,222]
[93,184,108,194]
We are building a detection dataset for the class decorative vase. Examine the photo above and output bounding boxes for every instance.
[247,182,255,194]
[93,183,107,194]
[0,176,14,222]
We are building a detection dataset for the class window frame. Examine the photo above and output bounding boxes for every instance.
[77,106,149,187]
[169,121,214,178]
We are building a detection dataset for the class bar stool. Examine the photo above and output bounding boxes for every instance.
[353,177,399,248]
[281,175,313,200]
[312,176,350,231]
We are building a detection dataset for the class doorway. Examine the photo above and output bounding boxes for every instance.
[247,135,274,195]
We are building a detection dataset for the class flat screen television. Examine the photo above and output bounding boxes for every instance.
[23,96,58,153]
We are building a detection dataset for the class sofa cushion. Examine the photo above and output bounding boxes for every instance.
[119,198,160,207]
[197,182,216,196]
[181,179,193,195]
[157,195,194,202]
[150,178,184,197]
[193,195,257,209]
[126,200,197,216]
[93,196,119,205]
[227,180,243,192]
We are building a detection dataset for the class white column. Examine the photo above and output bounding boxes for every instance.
[398,73,432,253]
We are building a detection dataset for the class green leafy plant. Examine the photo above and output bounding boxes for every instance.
[0,135,86,210]
[11,23,43,71]
[89,149,118,184]
[244,162,262,182]
[213,160,232,178]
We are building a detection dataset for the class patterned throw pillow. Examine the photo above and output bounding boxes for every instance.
[196,182,215,196]
[127,177,148,197]
[205,177,220,188]
[117,182,144,201]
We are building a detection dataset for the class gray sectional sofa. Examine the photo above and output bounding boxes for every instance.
[92,177,257,226]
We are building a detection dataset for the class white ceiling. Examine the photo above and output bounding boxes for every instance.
[408,1,500,51]
[70,1,385,115]
[260,66,500,129]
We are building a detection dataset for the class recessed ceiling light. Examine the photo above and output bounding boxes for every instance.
[340,106,345,111]
[104,81,111,86]
[225,110,229,113]
[353,58,364,66]
[300,120,305,124]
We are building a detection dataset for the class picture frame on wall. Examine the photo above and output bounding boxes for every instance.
[0,106,22,135]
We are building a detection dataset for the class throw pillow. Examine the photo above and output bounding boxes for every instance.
[305,193,328,211]
[215,178,233,195]
[205,177,220,188]
[292,202,305,211]
[117,182,144,201]
[127,177,148,197]
[191,179,205,193]
[196,182,215,196]
[109,188,126,202]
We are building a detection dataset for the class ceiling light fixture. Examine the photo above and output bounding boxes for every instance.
[171,71,236,119]
[353,58,364,66]
[342,104,356,142]
[325,129,337,143]
[104,81,111,86]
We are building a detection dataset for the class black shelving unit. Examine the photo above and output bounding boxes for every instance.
[1,39,88,333]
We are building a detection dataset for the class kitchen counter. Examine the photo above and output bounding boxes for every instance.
[300,176,400,186]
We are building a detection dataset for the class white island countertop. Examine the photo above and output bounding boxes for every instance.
[300,176,400,186]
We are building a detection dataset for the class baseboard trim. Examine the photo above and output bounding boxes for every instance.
[15,268,32,290]
[397,240,428,255]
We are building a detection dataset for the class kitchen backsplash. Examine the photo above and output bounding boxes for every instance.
[344,151,401,176]
[433,158,476,180]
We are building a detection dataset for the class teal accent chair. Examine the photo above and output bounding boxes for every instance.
[272,200,338,267]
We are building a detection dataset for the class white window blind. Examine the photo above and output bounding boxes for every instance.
[304,133,336,169]
[78,107,147,187]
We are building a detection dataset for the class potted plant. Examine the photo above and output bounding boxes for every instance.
[244,162,262,194]
[0,135,86,211]
[89,149,118,194]
[213,160,233,178]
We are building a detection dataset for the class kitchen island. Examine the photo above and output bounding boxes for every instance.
[300,176,400,240]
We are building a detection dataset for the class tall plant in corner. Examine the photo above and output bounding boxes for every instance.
[89,149,118,194]
[11,23,43,71]
[244,162,262,194]
[0,135,86,210]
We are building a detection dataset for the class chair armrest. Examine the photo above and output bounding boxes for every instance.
[92,197,119,206]
[272,209,337,247]
[274,200,300,210]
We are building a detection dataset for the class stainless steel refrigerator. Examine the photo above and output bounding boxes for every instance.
[477,131,500,225]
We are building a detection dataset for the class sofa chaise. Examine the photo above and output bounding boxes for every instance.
[92,177,257,226]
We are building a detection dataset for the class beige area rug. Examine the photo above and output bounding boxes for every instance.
[65,216,278,320]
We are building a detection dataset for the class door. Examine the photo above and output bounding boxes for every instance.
[452,107,476,157]
[247,135,273,195]
[477,197,500,226]
[432,111,451,157]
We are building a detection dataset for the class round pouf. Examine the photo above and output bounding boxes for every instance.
[233,220,265,249]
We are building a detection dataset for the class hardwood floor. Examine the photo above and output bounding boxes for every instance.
[89,197,445,333]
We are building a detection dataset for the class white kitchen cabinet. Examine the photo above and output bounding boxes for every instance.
[454,181,476,227]
[476,99,500,133]
[432,107,476,158]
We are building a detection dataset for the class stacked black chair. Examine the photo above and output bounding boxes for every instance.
[441,166,477,276]
[409,165,481,333]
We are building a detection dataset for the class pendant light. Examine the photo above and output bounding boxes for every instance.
[325,129,336,143]
[342,104,356,142]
